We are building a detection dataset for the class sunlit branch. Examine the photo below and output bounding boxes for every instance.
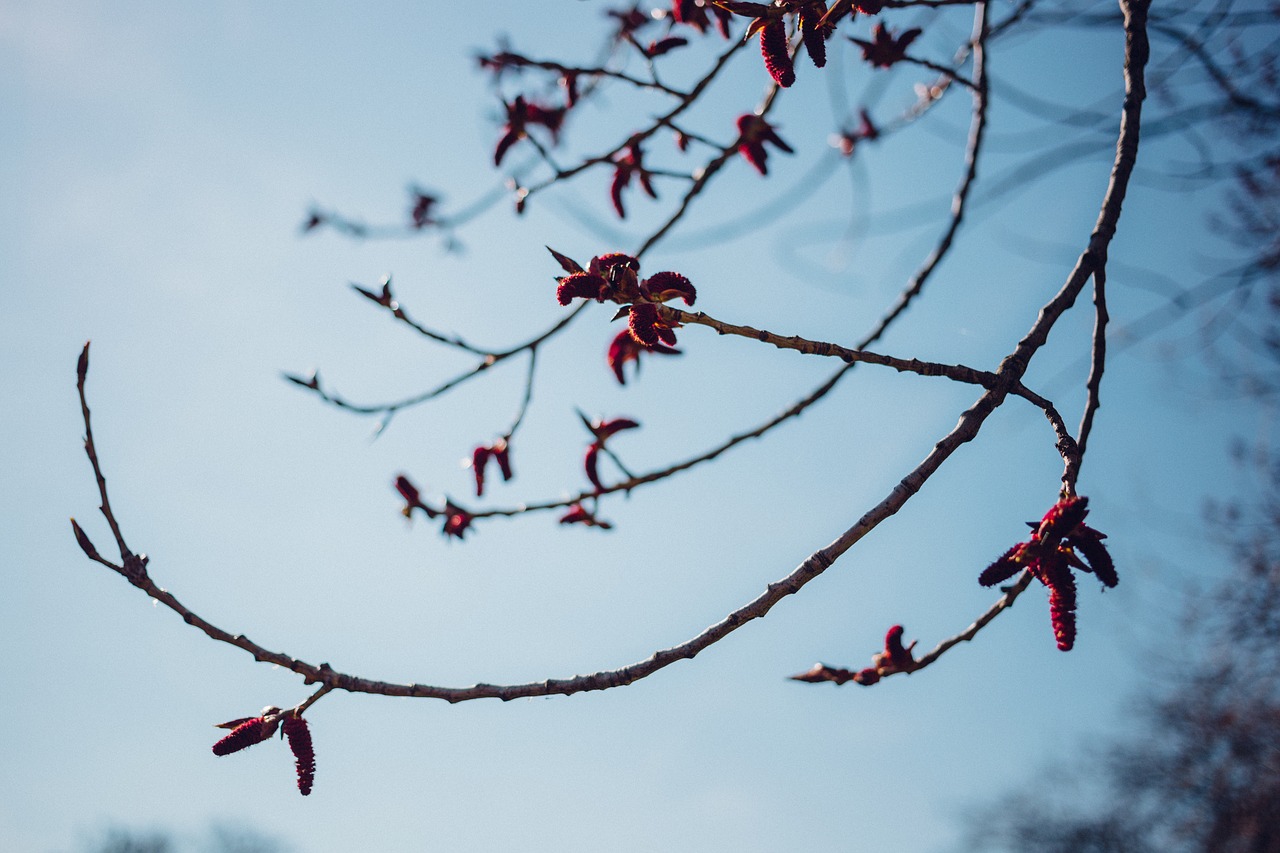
[667,305,1014,386]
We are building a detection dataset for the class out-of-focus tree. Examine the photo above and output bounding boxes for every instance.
[84,825,283,853]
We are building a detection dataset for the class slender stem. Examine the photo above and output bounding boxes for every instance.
[1073,269,1109,487]
[505,347,538,439]
[76,342,132,562]
[291,303,587,417]
[912,572,1036,669]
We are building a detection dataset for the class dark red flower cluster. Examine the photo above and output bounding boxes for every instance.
[551,249,696,347]
[759,18,795,87]
[610,140,659,218]
[713,1,833,87]
[623,301,675,347]
[494,95,567,167]
[979,496,1117,651]
[579,414,640,491]
[559,503,614,530]
[211,707,316,796]
[282,716,316,796]
[849,22,922,68]
[607,328,680,385]
[736,114,794,175]
[471,439,513,497]
[554,251,642,305]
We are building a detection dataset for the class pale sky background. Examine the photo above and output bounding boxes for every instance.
[1,2,1267,851]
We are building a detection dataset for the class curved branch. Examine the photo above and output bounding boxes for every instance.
[73,0,1147,702]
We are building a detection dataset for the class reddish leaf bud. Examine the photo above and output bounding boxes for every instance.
[559,503,614,530]
[472,446,492,497]
[492,441,514,482]
[442,502,473,539]
[736,114,793,176]
[852,667,881,686]
[394,475,437,519]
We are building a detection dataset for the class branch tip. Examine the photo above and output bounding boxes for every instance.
[70,518,101,561]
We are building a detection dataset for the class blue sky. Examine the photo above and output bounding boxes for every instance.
[1,2,1265,851]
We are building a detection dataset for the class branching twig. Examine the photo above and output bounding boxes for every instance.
[912,571,1036,669]
[287,303,587,418]
[72,0,1149,704]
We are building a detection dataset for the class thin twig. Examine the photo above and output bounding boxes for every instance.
[289,303,587,417]
[1072,266,1109,487]
[505,347,538,439]
[76,342,132,562]
[912,571,1036,669]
